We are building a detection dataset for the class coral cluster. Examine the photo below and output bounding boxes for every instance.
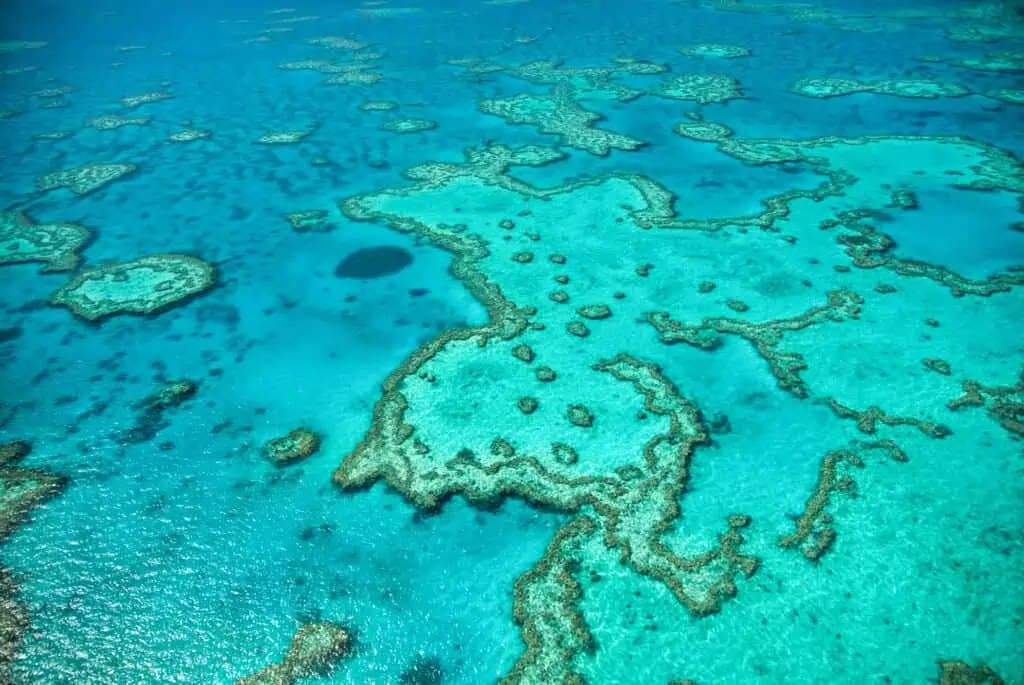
[49,254,217,321]
[37,162,137,196]
[237,622,351,684]
[264,428,322,466]
[0,211,91,272]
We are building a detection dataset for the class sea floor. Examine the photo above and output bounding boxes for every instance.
[1,0,1022,684]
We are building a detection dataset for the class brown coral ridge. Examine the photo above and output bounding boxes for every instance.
[501,517,596,685]
[264,428,322,466]
[335,349,758,614]
[780,441,906,564]
[937,659,1005,685]
[0,441,67,683]
[236,621,351,685]
[0,567,29,685]
[818,397,952,439]
[646,290,864,398]
[947,371,1024,438]
[821,210,1024,297]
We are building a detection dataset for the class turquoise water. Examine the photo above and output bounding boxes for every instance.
[1,1,1023,684]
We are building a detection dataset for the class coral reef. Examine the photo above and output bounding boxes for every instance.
[0,211,91,272]
[952,51,1024,72]
[255,130,314,144]
[451,57,665,101]
[789,77,970,99]
[119,91,173,108]
[678,44,750,58]
[120,380,199,444]
[324,70,383,85]
[237,621,350,685]
[937,659,1005,685]
[359,100,399,111]
[673,120,734,142]
[984,89,1024,105]
[286,210,331,232]
[947,371,1024,438]
[822,209,1024,297]
[49,254,217,321]
[167,128,212,143]
[819,398,952,439]
[0,442,66,683]
[37,162,137,196]
[264,428,322,466]
[780,442,905,563]
[479,84,647,156]
[380,119,437,134]
[646,291,865,398]
[654,74,743,104]
[330,150,770,676]
[86,114,150,130]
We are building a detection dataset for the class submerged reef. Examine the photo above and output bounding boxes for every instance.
[359,100,399,111]
[86,114,151,130]
[0,442,66,683]
[36,162,137,196]
[122,380,200,445]
[937,659,1005,685]
[286,209,331,233]
[0,442,64,541]
[788,77,970,99]
[167,128,212,143]
[952,51,1024,72]
[702,0,1024,42]
[673,120,734,143]
[49,254,217,321]
[398,655,444,685]
[0,211,91,272]
[451,57,666,102]
[237,621,350,684]
[119,91,173,108]
[380,118,437,134]
[678,43,750,58]
[254,130,314,144]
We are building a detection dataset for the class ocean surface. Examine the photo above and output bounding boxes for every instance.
[1,0,1022,683]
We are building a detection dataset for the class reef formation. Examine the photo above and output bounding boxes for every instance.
[329,124,1023,679]
[0,442,65,684]
[237,621,351,684]
[49,254,217,321]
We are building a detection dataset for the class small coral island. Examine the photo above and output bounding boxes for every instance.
[49,254,217,321]
[264,428,321,466]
